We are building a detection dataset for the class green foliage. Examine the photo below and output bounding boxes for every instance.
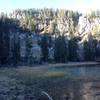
[28,16,35,32]
[0,18,10,65]
[96,41,100,59]
[84,38,97,61]
[40,35,49,62]
[68,10,74,18]
[26,33,34,65]
[89,10,100,18]
[0,8,100,66]
[12,9,80,37]
[12,32,20,66]
[68,37,78,61]
[54,36,68,63]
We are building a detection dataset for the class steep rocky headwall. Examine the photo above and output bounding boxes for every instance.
[9,9,100,41]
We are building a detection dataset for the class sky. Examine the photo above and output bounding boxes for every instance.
[0,0,100,14]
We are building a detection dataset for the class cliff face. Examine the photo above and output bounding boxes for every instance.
[9,9,100,42]
[78,16,100,42]
[9,9,79,34]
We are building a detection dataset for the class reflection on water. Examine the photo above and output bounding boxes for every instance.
[60,66,100,77]
[66,66,100,100]
[40,66,100,100]
[38,78,100,100]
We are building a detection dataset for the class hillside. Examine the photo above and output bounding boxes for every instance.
[0,9,100,65]
[9,9,100,41]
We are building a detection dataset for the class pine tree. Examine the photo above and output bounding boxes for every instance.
[40,35,49,62]
[54,36,68,63]
[26,33,34,65]
[68,37,78,61]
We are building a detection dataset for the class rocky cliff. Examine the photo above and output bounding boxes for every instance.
[9,9,100,42]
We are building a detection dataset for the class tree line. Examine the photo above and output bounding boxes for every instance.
[0,9,100,66]
[40,34,100,63]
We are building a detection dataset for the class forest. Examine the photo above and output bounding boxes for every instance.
[0,9,100,66]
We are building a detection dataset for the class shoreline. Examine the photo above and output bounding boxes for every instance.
[27,61,100,68]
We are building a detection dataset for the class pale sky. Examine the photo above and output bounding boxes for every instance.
[0,0,100,14]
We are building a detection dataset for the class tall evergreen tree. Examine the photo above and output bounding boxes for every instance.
[26,33,34,65]
[40,35,49,62]
[12,32,20,66]
[68,37,78,61]
[84,38,96,61]
[0,18,10,65]
[54,36,68,63]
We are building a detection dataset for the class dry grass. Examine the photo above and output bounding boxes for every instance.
[0,66,70,84]
[15,67,70,82]
[0,62,99,84]
[44,71,68,77]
